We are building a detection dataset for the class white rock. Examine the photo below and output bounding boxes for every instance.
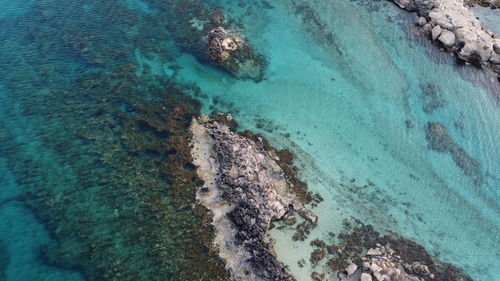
[346,263,358,276]
[418,17,427,26]
[439,30,456,48]
[431,25,442,41]
[361,273,373,281]
[367,249,383,256]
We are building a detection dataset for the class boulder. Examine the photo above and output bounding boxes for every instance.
[298,209,318,224]
[438,30,456,48]
[431,25,442,41]
[417,16,427,26]
[361,273,373,281]
[311,249,325,261]
[346,263,358,276]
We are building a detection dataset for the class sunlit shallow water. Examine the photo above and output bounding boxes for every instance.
[0,0,498,280]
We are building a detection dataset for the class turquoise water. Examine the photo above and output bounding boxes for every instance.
[472,5,500,34]
[0,0,499,281]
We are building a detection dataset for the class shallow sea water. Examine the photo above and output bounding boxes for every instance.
[0,0,499,281]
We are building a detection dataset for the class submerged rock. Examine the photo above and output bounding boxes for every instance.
[425,122,482,181]
[425,122,454,152]
[311,272,325,281]
[190,115,305,281]
[420,82,447,113]
[311,249,326,262]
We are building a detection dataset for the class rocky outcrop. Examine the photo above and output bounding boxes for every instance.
[190,115,303,281]
[392,0,500,75]
[167,6,267,81]
[203,24,267,81]
[206,26,243,62]
[359,245,433,281]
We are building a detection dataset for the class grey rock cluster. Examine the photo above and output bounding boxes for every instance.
[343,245,433,281]
[393,0,500,74]
[190,115,301,281]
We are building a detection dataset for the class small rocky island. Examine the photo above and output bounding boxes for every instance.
[392,0,500,75]
[190,115,309,281]
[203,24,267,81]
[166,5,267,81]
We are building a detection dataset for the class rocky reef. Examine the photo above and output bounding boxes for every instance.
[300,222,474,281]
[392,0,500,75]
[344,245,433,281]
[190,115,309,281]
[425,122,482,183]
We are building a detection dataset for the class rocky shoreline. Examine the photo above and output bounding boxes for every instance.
[190,115,310,281]
[392,0,500,76]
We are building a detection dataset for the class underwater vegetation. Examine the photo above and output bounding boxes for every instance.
[0,0,496,281]
[0,0,257,280]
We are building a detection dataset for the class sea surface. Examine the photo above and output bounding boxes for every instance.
[0,0,498,281]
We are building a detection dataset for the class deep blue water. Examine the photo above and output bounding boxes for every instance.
[0,0,499,280]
